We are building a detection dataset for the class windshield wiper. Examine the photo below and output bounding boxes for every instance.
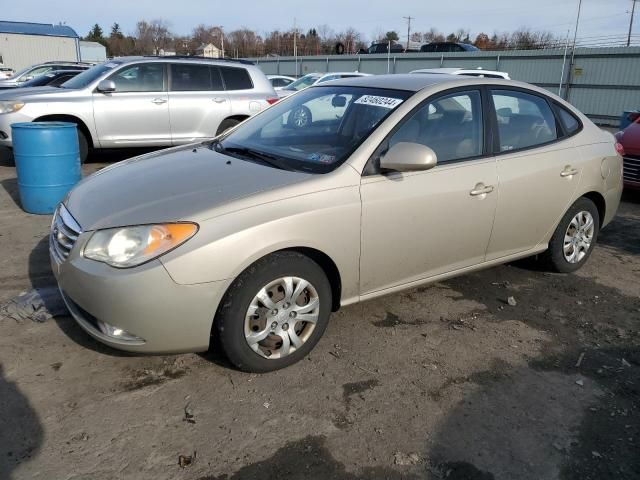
[209,140,288,170]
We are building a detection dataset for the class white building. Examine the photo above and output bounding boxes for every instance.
[196,43,222,58]
[79,41,106,63]
[0,20,80,70]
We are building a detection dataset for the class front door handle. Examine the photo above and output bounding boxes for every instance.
[151,98,167,105]
[212,97,227,103]
[560,165,579,177]
[470,183,495,196]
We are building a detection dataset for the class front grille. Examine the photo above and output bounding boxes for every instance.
[623,155,640,184]
[50,205,82,264]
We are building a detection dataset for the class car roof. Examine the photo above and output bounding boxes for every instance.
[323,73,470,92]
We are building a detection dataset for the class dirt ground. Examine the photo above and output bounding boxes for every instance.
[0,150,638,480]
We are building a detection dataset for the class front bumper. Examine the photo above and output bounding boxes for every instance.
[51,229,231,354]
[0,111,34,147]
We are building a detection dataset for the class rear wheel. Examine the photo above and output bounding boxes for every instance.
[216,118,241,136]
[288,106,312,128]
[541,197,599,273]
[214,251,332,372]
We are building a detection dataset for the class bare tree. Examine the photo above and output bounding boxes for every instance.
[134,19,172,55]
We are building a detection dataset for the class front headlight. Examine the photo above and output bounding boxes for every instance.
[83,223,198,268]
[0,101,25,114]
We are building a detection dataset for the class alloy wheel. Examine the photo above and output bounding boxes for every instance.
[244,276,320,359]
[563,210,595,263]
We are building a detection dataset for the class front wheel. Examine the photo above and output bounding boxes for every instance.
[215,251,332,372]
[216,118,241,136]
[541,197,600,273]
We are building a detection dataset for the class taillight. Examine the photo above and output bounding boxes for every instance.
[615,142,625,156]
[266,98,279,105]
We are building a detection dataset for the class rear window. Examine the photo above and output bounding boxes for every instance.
[221,67,253,90]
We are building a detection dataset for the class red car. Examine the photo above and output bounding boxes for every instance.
[616,119,640,190]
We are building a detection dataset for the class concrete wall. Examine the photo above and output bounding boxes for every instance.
[249,47,640,126]
[0,33,79,71]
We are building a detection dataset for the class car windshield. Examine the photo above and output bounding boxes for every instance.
[60,61,123,89]
[283,74,321,91]
[20,74,56,87]
[215,85,411,174]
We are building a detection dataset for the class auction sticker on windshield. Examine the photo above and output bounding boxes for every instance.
[354,95,404,109]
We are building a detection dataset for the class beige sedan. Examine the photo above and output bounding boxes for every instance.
[51,75,623,372]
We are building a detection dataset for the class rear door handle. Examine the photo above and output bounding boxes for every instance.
[151,98,167,105]
[560,166,579,177]
[212,97,227,103]
[470,183,495,196]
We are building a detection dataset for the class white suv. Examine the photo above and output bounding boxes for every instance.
[0,57,278,162]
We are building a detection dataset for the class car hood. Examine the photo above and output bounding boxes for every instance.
[0,86,75,99]
[64,144,315,231]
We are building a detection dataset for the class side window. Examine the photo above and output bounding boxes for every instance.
[491,90,558,152]
[220,67,253,90]
[388,90,484,163]
[557,106,581,136]
[170,64,213,91]
[109,64,165,92]
[272,78,285,87]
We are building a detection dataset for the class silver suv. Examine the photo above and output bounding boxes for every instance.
[0,57,278,161]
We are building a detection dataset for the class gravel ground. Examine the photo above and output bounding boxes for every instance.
[0,151,638,480]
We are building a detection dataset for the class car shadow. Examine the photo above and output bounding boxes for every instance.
[0,176,20,209]
[0,364,44,479]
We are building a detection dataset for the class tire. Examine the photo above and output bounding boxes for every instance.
[77,128,89,164]
[216,118,241,136]
[540,197,600,273]
[214,251,332,372]
[288,106,312,128]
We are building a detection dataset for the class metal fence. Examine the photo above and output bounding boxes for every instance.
[250,47,640,127]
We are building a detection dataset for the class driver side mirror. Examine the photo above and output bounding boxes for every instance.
[97,79,116,93]
[380,142,438,172]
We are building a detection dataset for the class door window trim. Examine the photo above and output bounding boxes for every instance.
[487,86,576,157]
[363,86,492,176]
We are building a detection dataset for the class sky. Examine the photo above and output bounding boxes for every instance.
[2,0,637,44]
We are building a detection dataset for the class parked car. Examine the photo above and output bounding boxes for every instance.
[0,57,278,162]
[0,61,91,89]
[277,71,372,98]
[420,42,480,53]
[411,67,510,79]
[267,74,296,90]
[15,70,82,88]
[366,42,406,54]
[0,67,15,80]
[615,119,640,189]
[51,74,622,372]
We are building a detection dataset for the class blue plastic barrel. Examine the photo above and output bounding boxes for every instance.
[11,122,81,215]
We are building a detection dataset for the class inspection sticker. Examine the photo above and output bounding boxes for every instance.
[354,95,403,109]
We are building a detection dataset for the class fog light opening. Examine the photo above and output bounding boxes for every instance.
[97,320,145,342]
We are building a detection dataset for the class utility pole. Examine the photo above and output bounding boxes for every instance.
[565,0,583,100]
[628,0,638,47]
[403,15,414,50]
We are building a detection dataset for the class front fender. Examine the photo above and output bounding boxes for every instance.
[160,185,362,304]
